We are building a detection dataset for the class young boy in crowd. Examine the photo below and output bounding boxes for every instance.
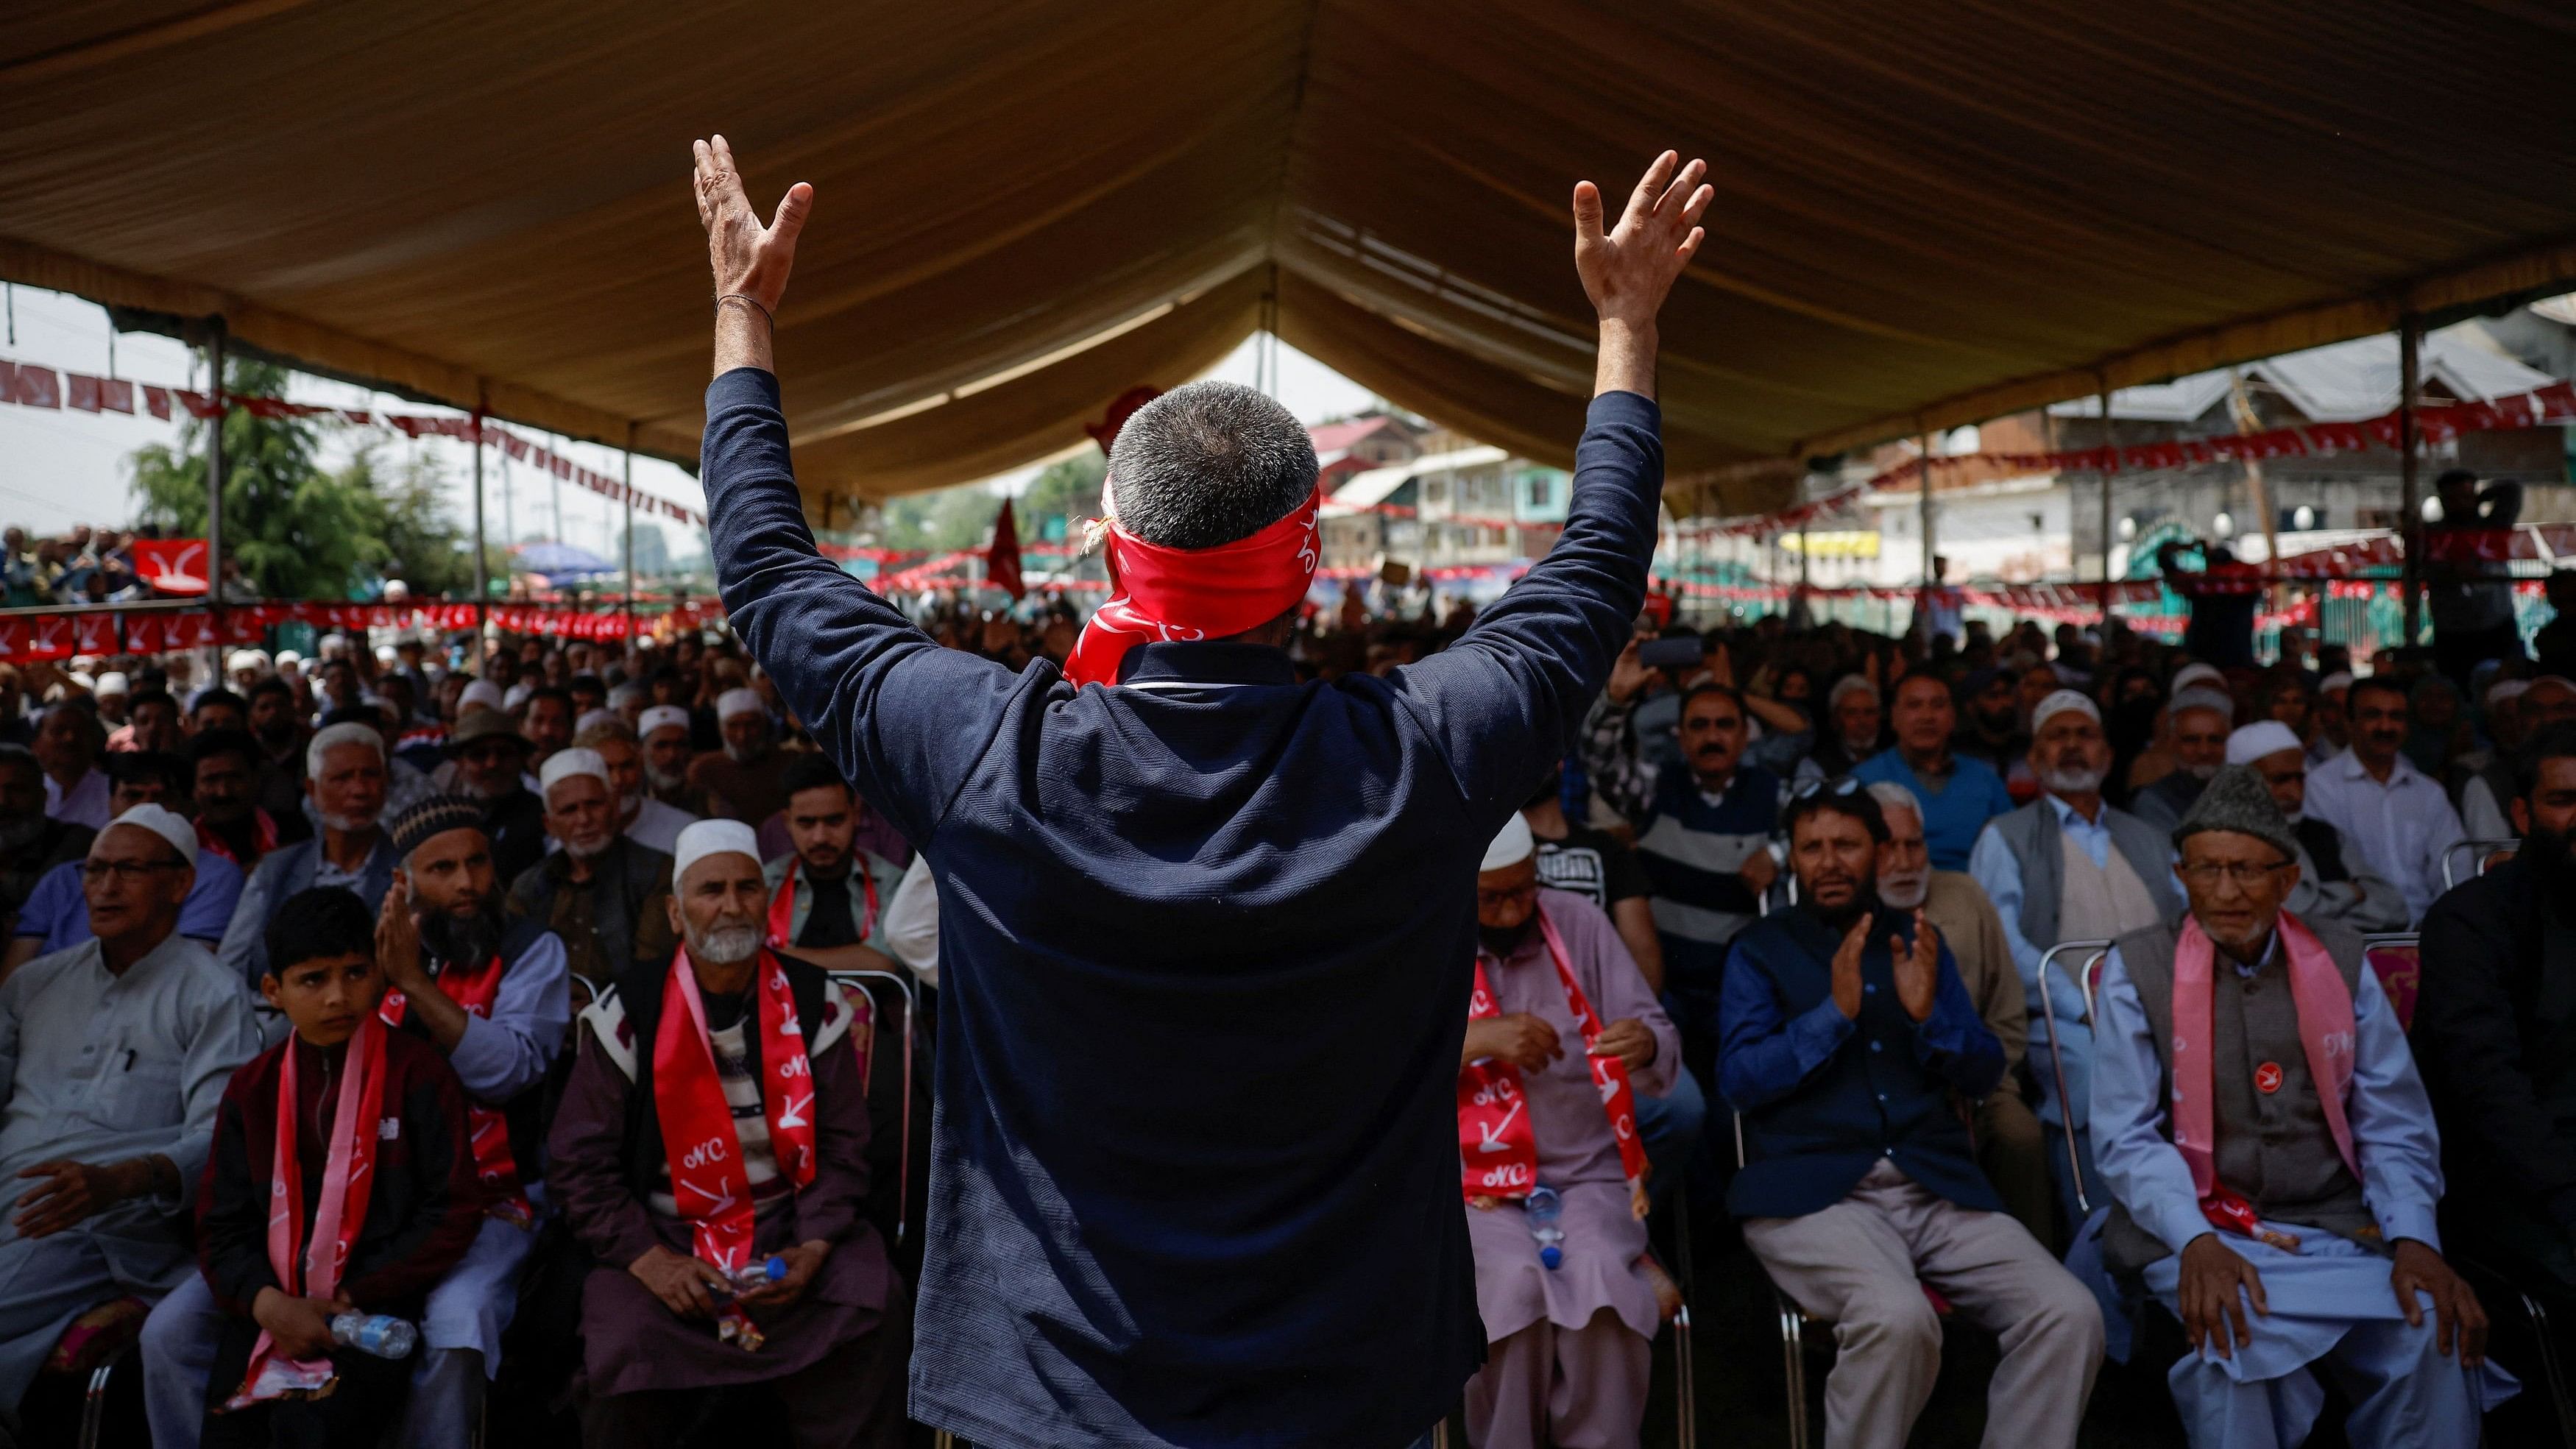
[194,888,484,1448]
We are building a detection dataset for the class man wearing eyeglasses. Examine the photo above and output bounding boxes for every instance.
[3,751,246,977]
[2090,764,2510,1449]
[0,804,263,1432]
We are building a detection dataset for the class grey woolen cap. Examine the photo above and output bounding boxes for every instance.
[2171,762,2299,863]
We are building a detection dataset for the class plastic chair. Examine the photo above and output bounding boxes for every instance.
[2032,939,2114,1217]
[2360,933,2421,1034]
[1665,1183,1701,1449]
[829,968,921,1247]
[2443,838,2521,892]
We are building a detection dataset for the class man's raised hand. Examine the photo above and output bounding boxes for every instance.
[1894,910,1942,1021]
[1573,152,1711,336]
[691,135,812,317]
[1830,912,1872,1019]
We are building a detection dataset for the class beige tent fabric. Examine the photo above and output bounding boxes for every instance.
[5,1,2575,517]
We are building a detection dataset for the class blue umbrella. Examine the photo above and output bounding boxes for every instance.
[510,542,620,578]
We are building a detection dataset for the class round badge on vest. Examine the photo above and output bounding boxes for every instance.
[2254,1061,2284,1094]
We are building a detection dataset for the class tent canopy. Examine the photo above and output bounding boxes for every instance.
[7,1,2576,516]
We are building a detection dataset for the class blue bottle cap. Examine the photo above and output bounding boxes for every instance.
[1540,1244,1563,1269]
[764,1254,789,1282]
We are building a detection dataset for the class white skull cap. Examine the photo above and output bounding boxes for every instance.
[105,802,197,869]
[673,818,760,884]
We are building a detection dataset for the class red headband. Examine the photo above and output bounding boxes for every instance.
[1061,487,1322,688]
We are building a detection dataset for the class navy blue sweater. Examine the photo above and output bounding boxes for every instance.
[702,369,1661,1449]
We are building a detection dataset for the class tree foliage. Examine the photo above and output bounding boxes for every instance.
[127,359,495,600]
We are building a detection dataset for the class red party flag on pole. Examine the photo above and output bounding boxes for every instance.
[988,499,1026,602]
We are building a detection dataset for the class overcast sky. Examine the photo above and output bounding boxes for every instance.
[0,285,1382,551]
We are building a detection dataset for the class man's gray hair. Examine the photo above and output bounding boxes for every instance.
[1106,382,1318,549]
[1864,780,1922,825]
[1827,675,1878,712]
[306,720,385,777]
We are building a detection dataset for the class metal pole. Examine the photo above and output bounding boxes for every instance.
[203,320,227,641]
[1919,431,1936,637]
[2399,316,2423,650]
[2098,385,2116,619]
[623,423,637,652]
[472,392,489,676]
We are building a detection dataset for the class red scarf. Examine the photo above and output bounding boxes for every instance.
[765,861,876,952]
[2171,912,2359,1248]
[195,809,280,868]
[651,949,818,1274]
[1061,484,1322,688]
[1458,907,1651,1202]
[228,1016,388,1407]
[381,955,528,1227]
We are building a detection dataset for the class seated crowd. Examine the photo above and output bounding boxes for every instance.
[0,588,2570,1448]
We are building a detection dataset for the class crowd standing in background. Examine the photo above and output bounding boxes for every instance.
[0,472,2570,1446]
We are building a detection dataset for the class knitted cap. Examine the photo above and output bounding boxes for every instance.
[389,795,486,857]
[2171,762,2299,863]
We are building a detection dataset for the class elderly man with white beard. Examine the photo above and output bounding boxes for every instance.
[548,819,901,1446]
[215,720,400,990]
[2223,723,2406,933]
[1971,690,2183,1236]
[637,706,712,818]
[1867,781,2052,1244]
[506,748,677,988]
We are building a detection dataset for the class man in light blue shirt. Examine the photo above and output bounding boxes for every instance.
[2299,676,2466,925]
[1970,690,2180,1239]
[2090,765,2510,1448]
[4,752,241,973]
[1853,673,2013,871]
[0,806,262,1431]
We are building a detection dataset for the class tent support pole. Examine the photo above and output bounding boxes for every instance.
[2399,316,2423,649]
[472,387,489,675]
[1918,431,1935,636]
[203,319,227,646]
[623,423,637,651]
[2098,385,2115,620]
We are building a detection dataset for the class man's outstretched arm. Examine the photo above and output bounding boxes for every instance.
[690,135,1022,845]
[1400,151,1713,818]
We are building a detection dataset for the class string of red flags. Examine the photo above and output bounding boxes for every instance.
[0,598,732,663]
[0,356,705,528]
[1697,380,2576,541]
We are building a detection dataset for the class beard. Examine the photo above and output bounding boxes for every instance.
[1805,882,1880,932]
[565,831,615,861]
[645,765,685,792]
[319,809,379,834]
[723,741,767,765]
[1478,915,1532,960]
[2039,760,2107,795]
[2184,761,2220,782]
[2530,823,2576,902]
[686,918,763,966]
[1876,868,1930,910]
[421,898,505,967]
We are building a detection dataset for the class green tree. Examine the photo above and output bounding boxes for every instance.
[881,484,1009,552]
[339,444,508,598]
[128,360,386,599]
[1018,451,1104,542]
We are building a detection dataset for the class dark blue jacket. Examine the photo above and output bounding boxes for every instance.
[703,369,1662,1449]
[1718,904,2005,1220]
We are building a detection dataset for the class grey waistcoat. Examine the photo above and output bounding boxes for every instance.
[2100,915,2378,1273]
[1986,796,2182,950]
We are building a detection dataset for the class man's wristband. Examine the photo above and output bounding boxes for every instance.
[716,293,774,329]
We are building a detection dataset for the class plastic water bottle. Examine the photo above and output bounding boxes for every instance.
[329,1311,417,1358]
[1524,1186,1565,1269]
